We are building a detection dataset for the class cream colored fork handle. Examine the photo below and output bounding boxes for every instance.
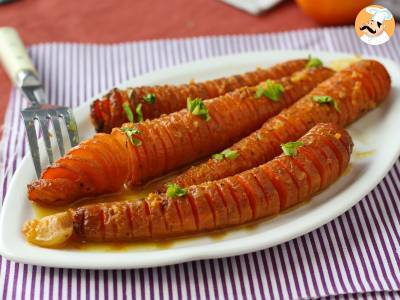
[0,27,37,85]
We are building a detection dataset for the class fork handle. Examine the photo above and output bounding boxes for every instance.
[0,27,37,85]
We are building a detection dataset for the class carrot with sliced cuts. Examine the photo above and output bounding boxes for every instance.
[23,123,353,246]
[251,168,281,216]
[174,197,197,232]
[302,135,340,185]
[237,172,268,219]
[226,177,254,223]
[215,181,241,226]
[91,59,309,133]
[170,60,390,189]
[275,158,309,202]
[163,198,183,234]
[29,66,334,206]
[129,200,151,238]
[290,150,321,195]
[146,197,168,237]
[263,161,299,210]
[188,186,215,231]
[41,164,80,182]
[206,183,229,228]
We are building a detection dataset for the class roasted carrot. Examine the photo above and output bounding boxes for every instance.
[170,59,390,188]
[28,66,334,206]
[22,123,353,246]
[91,59,309,133]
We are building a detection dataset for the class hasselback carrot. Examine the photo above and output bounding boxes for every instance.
[22,123,353,246]
[28,66,334,206]
[170,59,390,188]
[90,59,308,133]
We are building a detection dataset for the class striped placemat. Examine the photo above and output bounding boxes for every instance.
[1,26,400,300]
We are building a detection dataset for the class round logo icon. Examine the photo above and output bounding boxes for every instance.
[355,5,395,46]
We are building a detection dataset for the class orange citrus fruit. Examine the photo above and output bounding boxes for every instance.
[295,0,374,25]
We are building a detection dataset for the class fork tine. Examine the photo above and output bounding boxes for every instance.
[62,108,79,147]
[49,111,65,156]
[38,115,54,164]
[23,119,42,178]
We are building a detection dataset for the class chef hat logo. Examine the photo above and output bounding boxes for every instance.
[366,7,393,24]
[355,5,395,46]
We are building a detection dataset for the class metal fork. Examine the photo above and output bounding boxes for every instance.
[0,27,79,178]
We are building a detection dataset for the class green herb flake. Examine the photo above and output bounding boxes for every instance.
[121,127,142,146]
[212,153,224,161]
[212,149,239,161]
[281,141,304,157]
[222,149,239,160]
[312,95,340,112]
[255,80,284,102]
[122,102,134,122]
[187,97,211,121]
[306,55,323,68]
[166,183,188,198]
[143,93,156,104]
[136,103,143,122]
[255,85,264,98]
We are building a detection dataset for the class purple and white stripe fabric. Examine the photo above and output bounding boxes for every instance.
[1,26,400,300]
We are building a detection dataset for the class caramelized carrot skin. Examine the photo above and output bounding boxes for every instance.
[91,59,308,133]
[171,59,390,188]
[28,133,133,205]
[71,123,353,242]
[28,66,333,206]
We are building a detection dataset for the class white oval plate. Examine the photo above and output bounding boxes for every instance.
[1,50,400,269]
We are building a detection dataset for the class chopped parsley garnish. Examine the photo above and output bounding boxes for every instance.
[312,95,340,112]
[306,55,323,68]
[121,127,142,146]
[255,80,284,102]
[122,102,134,122]
[212,149,239,161]
[281,141,304,157]
[187,97,211,121]
[166,183,188,198]
[136,103,143,122]
[143,93,156,104]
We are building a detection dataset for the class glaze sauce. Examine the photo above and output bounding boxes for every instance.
[31,171,244,251]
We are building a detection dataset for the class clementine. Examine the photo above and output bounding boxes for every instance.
[296,0,374,25]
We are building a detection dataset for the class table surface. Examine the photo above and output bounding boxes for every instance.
[0,0,319,128]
